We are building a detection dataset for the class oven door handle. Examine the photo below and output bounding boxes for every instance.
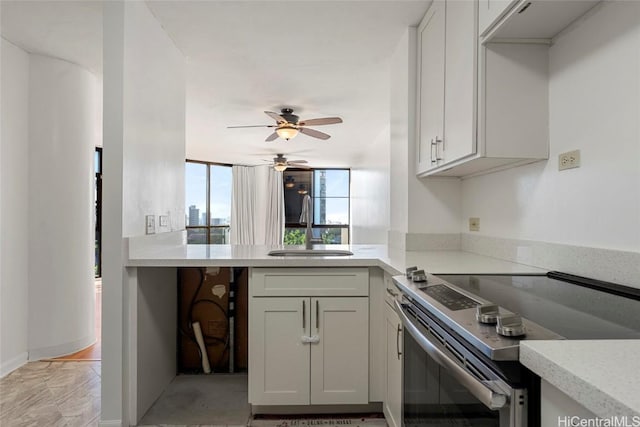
[394,300,508,410]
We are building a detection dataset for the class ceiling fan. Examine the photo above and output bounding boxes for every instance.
[228,108,343,141]
[269,154,309,172]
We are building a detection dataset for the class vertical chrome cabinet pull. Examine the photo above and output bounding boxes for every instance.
[430,138,437,163]
[302,300,306,330]
[316,300,320,331]
[434,136,443,161]
[396,324,402,360]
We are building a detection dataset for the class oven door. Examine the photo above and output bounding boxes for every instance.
[395,300,526,427]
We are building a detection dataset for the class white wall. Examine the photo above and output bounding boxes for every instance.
[0,39,30,376]
[121,3,186,236]
[102,1,186,424]
[462,2,640,253]
[351,127,391,244]
[389,28,462,249]
[27,54,97,359]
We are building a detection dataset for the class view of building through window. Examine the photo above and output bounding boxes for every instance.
[185,162,348,245]
[185,160,232,244]
[284,169,350,245]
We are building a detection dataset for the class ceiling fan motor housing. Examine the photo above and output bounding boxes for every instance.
[280,108,299,124]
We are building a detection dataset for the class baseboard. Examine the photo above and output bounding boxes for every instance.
[28,334,95,360]
[0,352,28,378]
[98,420,122,427]
[252,403,382,415]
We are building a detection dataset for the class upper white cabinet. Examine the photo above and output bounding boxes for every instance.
[417,0,476,174]
[482,0,601,42]
[416,0,445,173]
[416,0,600,178]
[478,0,519,37]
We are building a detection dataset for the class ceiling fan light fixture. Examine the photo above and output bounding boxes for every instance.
[274,163,288,172]
[276,126,299,140]
[284,176,296,188]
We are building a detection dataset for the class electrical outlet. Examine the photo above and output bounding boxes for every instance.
[469,217,480,232]
[145,215,155,234]
[559,149,580,171]
[159,215,169,228]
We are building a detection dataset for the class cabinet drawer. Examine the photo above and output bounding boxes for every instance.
[250,268,369,297]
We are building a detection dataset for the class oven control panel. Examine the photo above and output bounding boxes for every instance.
[422,284,481,311]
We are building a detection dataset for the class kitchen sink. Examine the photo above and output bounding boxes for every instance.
[267,249,354,257]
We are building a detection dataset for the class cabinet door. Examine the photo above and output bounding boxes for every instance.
[416,0,445,174]
[384,303,402,427]
[478,0,517,37]
[442,0,477,164]
[310,297,369,405]
[249,297,310,405]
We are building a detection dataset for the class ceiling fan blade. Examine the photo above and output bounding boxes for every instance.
[227,125,276,128]
[289,164,311,169]
[288,160,308,164]
[265,132,279,142]
[298,117,343,126]
[299,127,331,140]
[265,111,287,124]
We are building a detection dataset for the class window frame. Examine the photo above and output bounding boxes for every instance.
[283,168,351,244]
[185,159,232,244]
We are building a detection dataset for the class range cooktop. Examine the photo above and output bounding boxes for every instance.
[437,273,640,341]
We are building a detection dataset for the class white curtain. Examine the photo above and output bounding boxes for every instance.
[230,165,284,245]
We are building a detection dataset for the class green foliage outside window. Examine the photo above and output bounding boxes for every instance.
[284,229,306,245]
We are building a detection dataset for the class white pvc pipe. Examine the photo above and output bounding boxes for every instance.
[192,322,211,374]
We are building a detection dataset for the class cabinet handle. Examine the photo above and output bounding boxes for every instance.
[430,138,437,163]
[316,300,320,331]
[434,136,443,161]
[302,300,306,330]
[396,324,402,360]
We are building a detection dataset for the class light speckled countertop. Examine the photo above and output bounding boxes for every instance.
[521,340,640,418]
[126,233,546,275]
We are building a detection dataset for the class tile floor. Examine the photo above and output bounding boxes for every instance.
[0,361,101,427]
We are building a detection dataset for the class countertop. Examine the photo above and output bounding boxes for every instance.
[129,233,637,418]
[127,239,547,276]
[521,340,640,419]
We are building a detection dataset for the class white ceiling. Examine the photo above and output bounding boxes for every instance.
[1,0,432,168]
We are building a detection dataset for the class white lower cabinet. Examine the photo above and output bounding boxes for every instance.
[249,269,370,407]
[384,302,402,427]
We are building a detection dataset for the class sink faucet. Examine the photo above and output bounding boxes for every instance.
[299,194,313,250]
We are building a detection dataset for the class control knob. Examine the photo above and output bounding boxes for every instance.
[406,266,418,279]
[476,304,500,324]
[496,314,526,337]
[411,269,427,283]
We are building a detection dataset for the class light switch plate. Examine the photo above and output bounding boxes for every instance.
[159,215,169,228]
[145,215,155,234]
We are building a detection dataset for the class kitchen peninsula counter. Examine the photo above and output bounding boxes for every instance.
[521,340,640,420]
[127,235,546,276]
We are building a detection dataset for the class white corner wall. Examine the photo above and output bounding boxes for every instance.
[0,39,30,376]
[351,127,391,244]
[27,54,97,359]
[462,1,640,253]
[121,3,186,237]
[102,1,186,424]
[389,28,462,248]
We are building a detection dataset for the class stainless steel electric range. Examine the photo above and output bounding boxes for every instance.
[392,269,640,427]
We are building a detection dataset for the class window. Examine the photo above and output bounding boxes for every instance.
[185,160,232,244]
[283,169,350,245]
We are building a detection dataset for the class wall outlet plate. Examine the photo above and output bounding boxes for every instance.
[469,217,480,232]
[159,215,169,228]
[559,149,581,171]
[145,215,155,234]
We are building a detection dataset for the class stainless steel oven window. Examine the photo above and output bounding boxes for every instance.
[397,300,526,427]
